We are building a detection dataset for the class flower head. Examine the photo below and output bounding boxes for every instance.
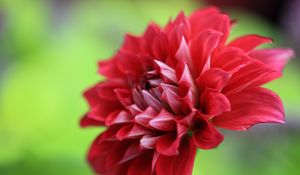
[81,7,294,175]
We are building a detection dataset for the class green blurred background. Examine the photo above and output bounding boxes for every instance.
[0,0,300,174]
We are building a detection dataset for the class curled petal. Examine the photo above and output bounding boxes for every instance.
[105,110,132,126]
[176,62,197,105]
[156,133,181,156]
[132,89,148,110]
[190,29,223,76]
[176,62,196,89]
[197,68,231,92]
[116,124,152,140]
[159,83,178,94]
[192,117,224,149]
[149,109,177,131]
[200,90,231,116]
[128,104,143,116]
[154,60,178,84]
[161,87,183,114]
[155,123,187,156]
[228,34,272,52]
[142,90,163,111]
[213,87,285,130]
[178,81,196,108]
[140,135,161,149]
[135,107,157,127]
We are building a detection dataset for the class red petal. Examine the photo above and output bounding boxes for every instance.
[249,48,294,72]
[200,90,231,116]
[104,141,140,170]
[82,99,124,128]
[223,60,280,95]
[190,29,222,76]
[105,110,132,126]
[161,87,183,114]
[116,50,144,76]
[140,135,161,149]
[189,7,230,44]
[88,136,136,173]
[128,104,143,115]
[192,117,224,149]
[176,62,196,90]
[155,133,181,156]
[114,88,133,107]
[91,101,122,119]
[197,68,231,92]
[155,123,187,156]
[83,85,101,107]
[149,109,177,131]
[122,33,142,53]
[166,12,191,56]
[97,80,127,101]
[142,90,163,112]
[175,37,193,73]
[176,62,197,105]
[132,89,147,110]
[142,23,161,54]
[213,87,285,130]
[155,137,197,175]
[228,34,272,52]
[87,137,110,173]
[119,142,141,164]
[212,47,252,74]
[134,107,157,127]
[80,113,104,127]
[116,124,151,140]
[152,32,170,59]
[154,60,178,83]
[99,125,122,141]
[98,58,124,79]
[165,11,191,40]
[128,152,153,175]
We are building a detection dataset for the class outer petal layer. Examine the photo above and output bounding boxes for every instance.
[249,48,294,72]
[156,137,197,175]
[213,87,285,130]
[228,34,272,52]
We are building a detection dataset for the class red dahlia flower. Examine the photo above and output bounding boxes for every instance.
[81,7,294,175]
